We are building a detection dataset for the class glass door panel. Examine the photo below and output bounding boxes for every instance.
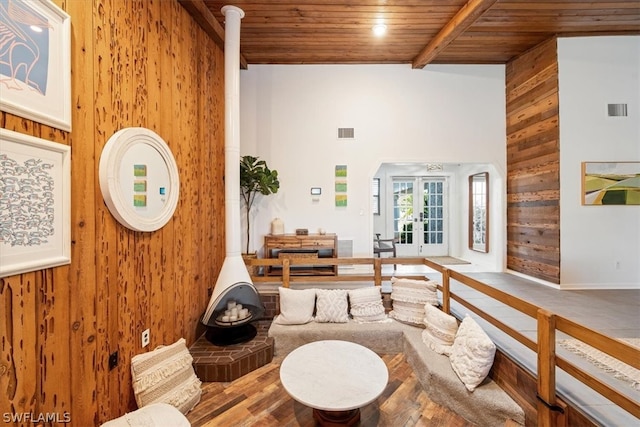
[420,179,447,256]
[392,177,448,257]
[392,180,414,247]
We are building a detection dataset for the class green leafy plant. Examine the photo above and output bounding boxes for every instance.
[240,155,280,254]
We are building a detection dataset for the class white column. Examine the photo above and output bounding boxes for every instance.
[222,5,245,257]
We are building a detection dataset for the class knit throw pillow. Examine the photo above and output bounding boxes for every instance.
[130,338,202,414]
[422,304,459,355]
[348,287,387,322]
[315,289,349,323]
[449,315,496,392]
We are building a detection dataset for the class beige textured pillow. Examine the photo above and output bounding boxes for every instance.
[391,277,438,291]
[274,287,316,325]
[130,338,201,414]
[315,289,349,323]
[100,403,190,427]
[348,287,387,322]
[389,300,426,326]
[422,304,459,355]
[390,277,439,305]
[390,277,439,325]
[449,315,496,391]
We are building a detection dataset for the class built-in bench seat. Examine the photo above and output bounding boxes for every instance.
[268,318,525,427]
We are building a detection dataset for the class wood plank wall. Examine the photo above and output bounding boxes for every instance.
[505,38,561,284]
[0,0,225,425]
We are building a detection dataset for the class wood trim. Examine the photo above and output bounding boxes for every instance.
[451,292,537,351]
[556,317,640,369]
[448,270,539,318]
[556,357,640,418]
[178,0,249,69]
[537,309,557,427]
[1,1,226,424]
[412,0,498,68]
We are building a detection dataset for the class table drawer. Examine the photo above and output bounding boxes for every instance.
[266,240,302,249]
[300,239,335,249]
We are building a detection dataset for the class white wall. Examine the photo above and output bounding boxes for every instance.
[239,64,506,258]
[558,36,640,289]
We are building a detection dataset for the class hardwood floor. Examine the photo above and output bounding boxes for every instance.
[187,353,475,426]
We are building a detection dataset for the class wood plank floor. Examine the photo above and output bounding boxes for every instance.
[187,353,476,426]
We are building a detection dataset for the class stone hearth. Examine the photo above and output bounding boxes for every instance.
[190,321,274,382]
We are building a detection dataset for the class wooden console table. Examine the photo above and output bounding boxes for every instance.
[264,234,337,276]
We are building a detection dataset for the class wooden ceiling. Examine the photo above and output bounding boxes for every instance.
[180,0,640,68]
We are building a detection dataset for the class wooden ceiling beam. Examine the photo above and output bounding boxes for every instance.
[412,0,498,69]
[178,0,249,69]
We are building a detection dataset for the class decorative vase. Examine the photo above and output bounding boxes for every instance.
[271,218,284,235]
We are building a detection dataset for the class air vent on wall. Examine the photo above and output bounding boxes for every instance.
[338,127,355,139]
[608,103,628,117]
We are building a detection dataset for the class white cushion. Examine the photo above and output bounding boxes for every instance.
[315,289,349,323]
[274,287,316,325]
[130,338,201,414]
[389,300,426,326]
[422,304,459,355]
[348,287,387,322]
[449,315,496,391]
[389,277,439,326]
[100,403,190,427]
[390,277,439,306]
[391,277,438,291]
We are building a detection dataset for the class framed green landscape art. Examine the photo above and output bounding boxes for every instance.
[582,162,640,205]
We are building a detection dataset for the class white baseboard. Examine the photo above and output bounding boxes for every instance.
[559,282,640,290]
[506,269,640,290]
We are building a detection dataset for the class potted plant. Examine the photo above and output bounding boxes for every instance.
[240,155,280,255]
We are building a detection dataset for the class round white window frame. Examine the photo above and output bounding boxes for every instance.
[99,127,180,232]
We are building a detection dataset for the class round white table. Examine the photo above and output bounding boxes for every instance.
[279,340,389,426]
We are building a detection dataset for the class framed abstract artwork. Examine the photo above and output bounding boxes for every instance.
[0,128,71,277]
[335,165,347,207]
[0,0,72,131]
[582,162,640,205]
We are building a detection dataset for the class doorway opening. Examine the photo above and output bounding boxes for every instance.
[391,177,448,257]
[373,163,451,258]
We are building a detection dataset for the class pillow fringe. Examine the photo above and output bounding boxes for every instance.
[351,300,385,316]
[132,352,194,394]
[391,294,439,305]
[164,377,202,412]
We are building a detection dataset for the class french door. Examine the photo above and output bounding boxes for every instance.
[392,177,448,257]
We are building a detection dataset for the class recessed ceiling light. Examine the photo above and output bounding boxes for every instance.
[372,24,387,37]
[30,25,43,33]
